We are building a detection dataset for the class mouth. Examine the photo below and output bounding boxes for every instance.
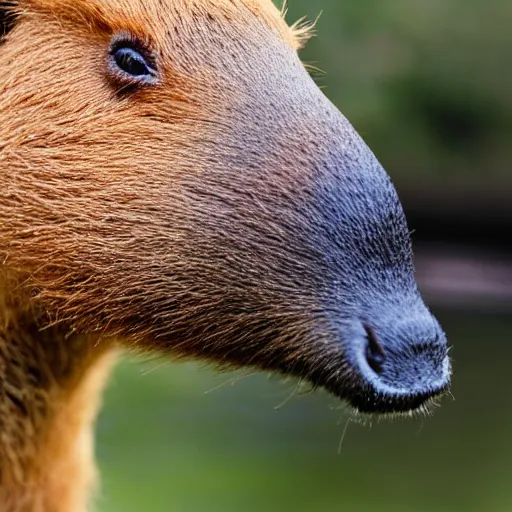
[316,369,451,416]
[343,379,451,415]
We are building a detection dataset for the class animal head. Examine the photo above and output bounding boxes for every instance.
[0,0,450,414]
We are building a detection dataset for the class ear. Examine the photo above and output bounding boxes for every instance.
[1,1,18,40]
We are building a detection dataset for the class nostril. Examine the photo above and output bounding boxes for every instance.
[364,324,386,375]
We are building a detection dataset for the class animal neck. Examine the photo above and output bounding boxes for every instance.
[0,290,116,512]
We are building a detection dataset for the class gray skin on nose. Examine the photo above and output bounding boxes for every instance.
[298,143,451,414]
[169,18,452,415]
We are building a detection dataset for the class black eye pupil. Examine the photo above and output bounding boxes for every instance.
[113,47,154,78]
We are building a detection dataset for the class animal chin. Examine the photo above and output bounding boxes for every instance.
[303,360,450,416]
[343,379,451,416]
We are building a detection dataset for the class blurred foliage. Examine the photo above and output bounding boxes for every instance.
[280,0,511,186]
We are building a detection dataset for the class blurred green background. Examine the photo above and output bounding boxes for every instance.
[96,1,512,511]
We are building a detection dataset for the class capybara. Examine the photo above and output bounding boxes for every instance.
[0,0,451,510]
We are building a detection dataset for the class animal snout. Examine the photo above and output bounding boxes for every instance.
[346,316,451,414]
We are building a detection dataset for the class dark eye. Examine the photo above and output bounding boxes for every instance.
[114,47,153,76]
[109,38,158,86]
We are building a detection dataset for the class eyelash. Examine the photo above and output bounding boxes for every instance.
[108,35,159,87]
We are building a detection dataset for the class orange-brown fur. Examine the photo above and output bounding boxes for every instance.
[0,287,116,511]
[0,1,315,510]
[1,0,453,509]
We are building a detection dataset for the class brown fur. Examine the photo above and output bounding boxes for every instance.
[0,1,317,510]
[0,285,116,511]
[0,0,450,510]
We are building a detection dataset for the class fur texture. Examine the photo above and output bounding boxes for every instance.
[0,0,450,510]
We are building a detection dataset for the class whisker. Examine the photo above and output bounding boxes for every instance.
[204,370,258,395]
[274,379,303,410]
[337,417,353,455]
